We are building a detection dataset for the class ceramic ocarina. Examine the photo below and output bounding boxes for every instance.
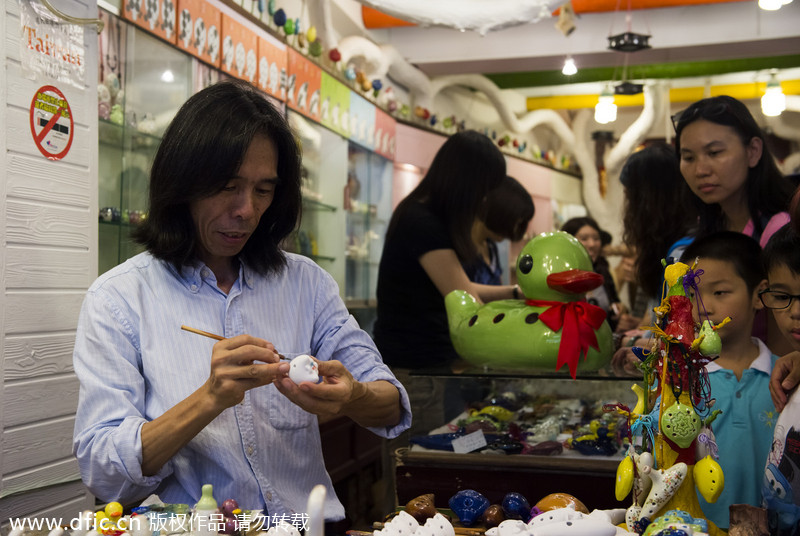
[481,505,505,528]
[501,492,531,521]
[289,354,319,384]
[386,510,419,536]
[405,494,438,523]
[694,455,725,503]
[448,489,490,527]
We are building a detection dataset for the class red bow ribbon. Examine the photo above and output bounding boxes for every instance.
[526,299,607,379]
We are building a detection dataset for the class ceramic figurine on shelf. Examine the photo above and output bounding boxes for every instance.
[609,261,728,535]
[445,231,613,376]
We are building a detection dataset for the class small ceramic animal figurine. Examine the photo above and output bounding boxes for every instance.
[289,354,319,384]
[445,232,613,377]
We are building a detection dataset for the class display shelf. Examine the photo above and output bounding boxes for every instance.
[394,447,624,511]
[409,359,636,381]
[98,118,162,151]
[310,254,336,263]
[303,198,338,212]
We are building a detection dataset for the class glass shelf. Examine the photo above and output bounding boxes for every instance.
[303,198,337,212]
[98,118,162,151]
[310,254,336,262]
[409,359,636,381]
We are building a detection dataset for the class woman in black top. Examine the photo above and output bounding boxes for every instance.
[374,130,518,435]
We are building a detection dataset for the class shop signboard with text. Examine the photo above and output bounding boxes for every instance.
[220,14,258,83]
[258,33,288,102]
[176,0,222,67]
[319,71,350,139]
[122,0,177,44]
[286,48,321,122]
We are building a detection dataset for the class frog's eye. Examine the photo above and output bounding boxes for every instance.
[518,254,533,274]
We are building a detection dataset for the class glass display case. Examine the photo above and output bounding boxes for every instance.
[97,11,193,274]
[286,111,348,286]
[396,364,637,510]
[344,143,393,307]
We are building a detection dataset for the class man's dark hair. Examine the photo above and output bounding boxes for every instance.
[132,79,302,276]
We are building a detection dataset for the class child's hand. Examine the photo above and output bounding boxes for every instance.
[770,351,800,412]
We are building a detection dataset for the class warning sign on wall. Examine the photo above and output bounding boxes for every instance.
[29,85,74,160]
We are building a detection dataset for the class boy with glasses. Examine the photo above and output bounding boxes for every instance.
[761,223,800,535]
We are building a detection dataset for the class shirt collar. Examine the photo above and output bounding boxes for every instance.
[175,258,254,292]
[704,337,773,374]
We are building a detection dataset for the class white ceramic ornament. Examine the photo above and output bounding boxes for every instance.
[289,354,319,384]
[626,461,688,528]
[386,510,419,536]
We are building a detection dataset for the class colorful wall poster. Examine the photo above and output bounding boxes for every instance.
[286,48,322,122]
[258,33,288,102]
[122,0,177,44]
[319,71,350,139]
[176,0,222,67]
[220,14,258,82]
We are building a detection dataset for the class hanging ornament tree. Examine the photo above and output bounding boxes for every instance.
[608,260,730,535]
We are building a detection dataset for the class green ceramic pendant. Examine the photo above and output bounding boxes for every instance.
[698,319,722,356]
[660,401,701,448]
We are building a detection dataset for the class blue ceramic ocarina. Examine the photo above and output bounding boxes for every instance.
[448,490,490,526]
[501,492,531,520]
[409,432,504,451]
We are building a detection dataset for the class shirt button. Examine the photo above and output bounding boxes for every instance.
[190,284,198,291]
[247,446,254,455]
[266,493,272,501]
[736,391,742,398]
[201,269,209,278]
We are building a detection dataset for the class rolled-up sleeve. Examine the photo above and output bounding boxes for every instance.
[308,269,411,439]
[72,288,170,503]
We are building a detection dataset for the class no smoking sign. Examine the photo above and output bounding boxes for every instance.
[29,85,74,160]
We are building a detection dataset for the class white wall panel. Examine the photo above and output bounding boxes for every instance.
[2,0,98,511]
[4,333,76,380]
[3,417,75,473]
[4,375,80,427]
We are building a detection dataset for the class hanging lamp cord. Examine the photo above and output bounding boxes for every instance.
[39,0,104,33]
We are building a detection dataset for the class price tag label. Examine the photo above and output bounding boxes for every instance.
[452,431,487,454]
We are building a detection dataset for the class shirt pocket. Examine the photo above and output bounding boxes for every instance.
[268,351,317,430]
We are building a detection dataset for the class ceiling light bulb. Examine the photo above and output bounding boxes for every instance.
[161,69,175,83]
[595,88,617,124]
[759,0,783,10]
[562,57,577,76]
[762,74,786,117]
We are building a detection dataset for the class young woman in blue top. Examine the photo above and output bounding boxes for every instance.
[680,231,776,529]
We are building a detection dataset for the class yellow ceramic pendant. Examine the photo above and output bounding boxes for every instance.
[694,455,725,503]
[615,454,635,501]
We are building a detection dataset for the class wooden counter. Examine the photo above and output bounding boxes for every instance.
[394,447,626,511]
